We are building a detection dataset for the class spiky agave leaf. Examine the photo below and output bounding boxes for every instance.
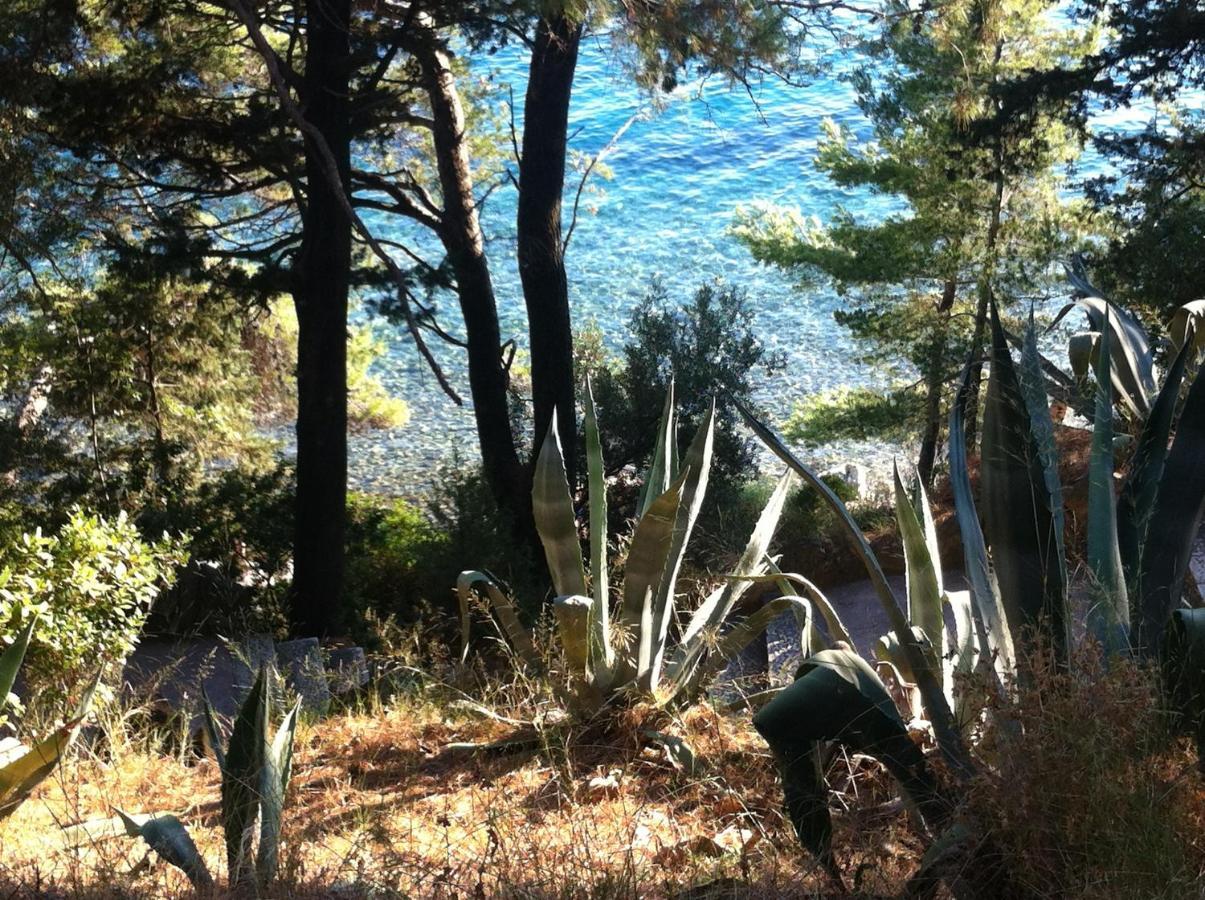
[0,619,34,714]
[257,695,301,886]
[1168,299,1205,357]
[116,809,214,889]
[1117,338,1194,603]
[1135,358,1205,654]
[1052,294,1156,418]
[1085,306,1130,655]
[582,376,614,673]
[736,399,972,777]
[637,379,677,518]
[456,570,541,671]
[0,718,81,820]
[753,649,946,875]
[646,402,715,690]
[893,464,945,691]
[222,667,269,887]
[616,470,688,690]
[981,300,1068,662]
[949,364,1014,677]
[532,417,588,600]
[663,469,793,703]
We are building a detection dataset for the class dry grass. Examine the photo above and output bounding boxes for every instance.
[0,675,918,899]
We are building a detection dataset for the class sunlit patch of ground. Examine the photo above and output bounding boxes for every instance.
[0,690,919,898]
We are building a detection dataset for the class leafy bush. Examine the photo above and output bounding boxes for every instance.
[145,464,293,637]
[0,508,187,700]
[584,279,783,492]
[783,385,922,447]
[344,492,448,636]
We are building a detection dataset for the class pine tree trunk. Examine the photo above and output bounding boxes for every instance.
[291,0,352,637]
[517,14,582,485]
[917,279,958,487]
[413,31,530,525]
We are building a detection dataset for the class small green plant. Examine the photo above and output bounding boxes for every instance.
[0,508,187,701]
[0,619,98,820]
[117,667,300,891]
[460,380,818,717]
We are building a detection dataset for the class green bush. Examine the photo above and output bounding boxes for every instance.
[344,492,448,637]
[582,279,783,494]
[144,464,293,637]
[783,386,922,447]
[0,508,188,700]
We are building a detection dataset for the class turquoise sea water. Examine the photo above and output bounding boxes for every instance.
[349,27,1131,492]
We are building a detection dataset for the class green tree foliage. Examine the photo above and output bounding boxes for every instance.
[584,280,783,492]
[736,0,1095,482]
[0,508,187,703]
[989,0,1205,337]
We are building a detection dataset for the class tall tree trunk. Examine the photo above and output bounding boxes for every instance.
[962,40,1007,453]
[517,14,582,486]
[963,154,1005,453]
[917,279,958,487]
[291,0,352,637]
[412,32,529,525]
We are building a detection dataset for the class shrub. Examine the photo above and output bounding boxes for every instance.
[583,279,783,494]
[0,507,187,701]
[145,464,293,637]
[344,492,448,636]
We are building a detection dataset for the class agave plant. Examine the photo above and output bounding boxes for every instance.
[118,667,300,891]
[744,279,1205,890]
[459,379,827,717]
[0,619,97,821]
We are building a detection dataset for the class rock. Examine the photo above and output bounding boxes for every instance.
[123,635,278,736]
[276,638,331,715]
[584,771,621,801]
[326,646,369,695]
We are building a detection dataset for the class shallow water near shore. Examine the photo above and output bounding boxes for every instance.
[343,26,1129,495]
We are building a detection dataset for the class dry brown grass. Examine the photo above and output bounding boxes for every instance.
[0,678,919,899]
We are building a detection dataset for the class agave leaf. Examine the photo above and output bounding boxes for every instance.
[981,300,1068,661]
[1085,308,1130,655]
[532,418,589,599]
[116,809,213,888]
[949,364,1014,677]
[893,465,944,687]
[1118,339,1193,594]
[944,590,982,730]
[647,402,716,690]
[763,565,850,651]
[0,718,79,820]
[1068,331,1098,383]
[736,399,972,777]
[0,619,34,713]
[642,730,701,776]
[664,470,793,700]
[690,595,817,692]
[582,376,613,672]
[1169,299,1205,356]
[1163,608,1205,767]
[223,667,268,887]
[200,686,227,774]
[1135,360,1205,653]
[753,649,945,868]
[616,470,688,690]
[637,380,676,518]
[1052,294,1156,418]
[1020,311,1069,599]
[552,595,593,679]
[456,571,541,671]
[257,696,301,887]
